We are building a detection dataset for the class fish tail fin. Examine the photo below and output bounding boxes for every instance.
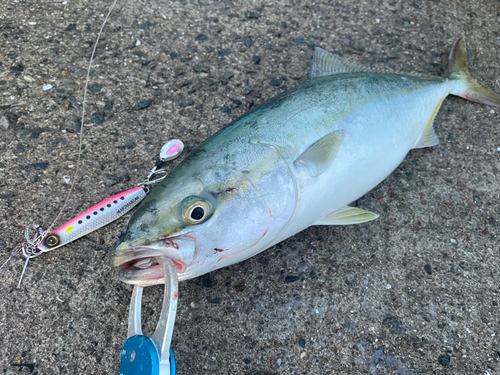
[447,37,500,107]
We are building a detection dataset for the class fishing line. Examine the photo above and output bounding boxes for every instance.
[0,249,22,272]
[0,0,119,280]
[47,0,119,234]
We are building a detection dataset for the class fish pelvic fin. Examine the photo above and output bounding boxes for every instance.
[315,206,379,226]
[447,37,500,107]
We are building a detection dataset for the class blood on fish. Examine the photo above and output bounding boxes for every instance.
[172,260,184,271]
[213,187,238,197]
[164,240,179,250]
[213,248,228,254]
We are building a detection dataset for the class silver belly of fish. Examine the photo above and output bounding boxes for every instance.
[113,38,500,285]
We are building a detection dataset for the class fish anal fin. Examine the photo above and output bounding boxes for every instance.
[293,130,346,177]
[413,97,445,149]
[315,206,379,225]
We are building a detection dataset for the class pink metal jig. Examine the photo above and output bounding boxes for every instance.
[37,187,147,253]
[9,138,184,287]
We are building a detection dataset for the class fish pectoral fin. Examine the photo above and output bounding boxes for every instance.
[293,130,346,177]
[315,206,379,225]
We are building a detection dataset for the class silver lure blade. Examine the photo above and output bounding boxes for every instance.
[159,140,184,161]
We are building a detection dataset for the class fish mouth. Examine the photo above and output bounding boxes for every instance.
[113,236,195,286]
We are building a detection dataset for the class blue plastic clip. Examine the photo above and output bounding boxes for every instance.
[119,258,178,375]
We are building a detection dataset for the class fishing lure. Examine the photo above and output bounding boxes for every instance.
[12,187,146,287]
[35,139,185,255]
[36,187,148,253]
[2,2,179,374]
[0,0,121,285]
[9,139,184,287]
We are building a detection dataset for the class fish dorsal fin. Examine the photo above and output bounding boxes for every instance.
[309,47,402,78]
[315,206,379,225]
[293,130,346,177]
[309,47,374,78]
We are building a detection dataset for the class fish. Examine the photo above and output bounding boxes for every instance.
[112,37,500,286]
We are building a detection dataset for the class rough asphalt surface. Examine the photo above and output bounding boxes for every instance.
[1,0,499,374]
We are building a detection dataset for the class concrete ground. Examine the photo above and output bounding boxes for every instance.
[1,0,499,373]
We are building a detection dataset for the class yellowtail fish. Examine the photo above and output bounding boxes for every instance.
[112,38,500,285]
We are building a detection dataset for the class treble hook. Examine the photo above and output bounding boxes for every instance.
[17,224,47,287]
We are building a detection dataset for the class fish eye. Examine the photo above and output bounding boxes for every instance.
[190,206,205,221]
[45,235,59,247]
[183,197,212,225]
